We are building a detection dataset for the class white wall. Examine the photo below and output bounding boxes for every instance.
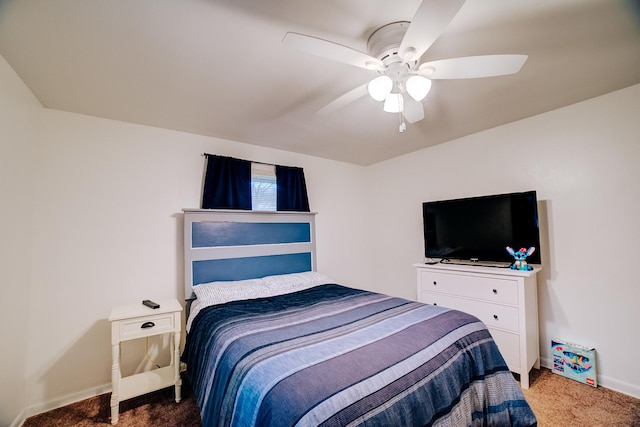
[22,109,370,412]
[0,54,41,426]
[365,84,640,398]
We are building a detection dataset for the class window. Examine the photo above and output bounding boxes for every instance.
[202,154,309,212]
[251,162,276,211]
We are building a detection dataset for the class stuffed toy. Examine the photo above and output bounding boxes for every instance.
[506,246,535,271]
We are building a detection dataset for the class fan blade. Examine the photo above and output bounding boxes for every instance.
[317,84,369,115]
[399,0,466,61]
[418,55,528,79]
[402,98,425,124]
[283,32,383,70]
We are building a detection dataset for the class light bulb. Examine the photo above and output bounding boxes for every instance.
[383,93,404,113]
[405,75,432,101]
[367,76,392,102]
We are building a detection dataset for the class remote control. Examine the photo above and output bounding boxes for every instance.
[142,299,160,309]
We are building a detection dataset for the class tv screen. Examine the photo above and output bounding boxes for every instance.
[422,191,541,265]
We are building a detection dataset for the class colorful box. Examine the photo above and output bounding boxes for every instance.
[551,339,597,387]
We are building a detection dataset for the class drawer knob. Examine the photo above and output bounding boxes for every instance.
[492,289,497,294]
[141,321,155,329]
[493,315,499,320]
[433,281,437,286]
[433,303,437,306]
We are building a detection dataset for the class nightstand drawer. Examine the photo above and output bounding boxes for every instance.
[118,313,175,341]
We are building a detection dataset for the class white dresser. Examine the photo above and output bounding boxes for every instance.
[415,263,540,388]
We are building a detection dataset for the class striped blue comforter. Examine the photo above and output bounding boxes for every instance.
[183,284,536,427]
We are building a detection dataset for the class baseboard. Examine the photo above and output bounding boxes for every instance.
[598,375,640,399]
[11,382,112,427]
[9,408,28,427]
[539,356,640,399]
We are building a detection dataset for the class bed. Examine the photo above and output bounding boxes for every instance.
[181,209,537,427]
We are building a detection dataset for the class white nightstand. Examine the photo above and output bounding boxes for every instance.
[108,299,183,424]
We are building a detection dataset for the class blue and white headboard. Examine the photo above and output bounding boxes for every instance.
[183,209,317,299]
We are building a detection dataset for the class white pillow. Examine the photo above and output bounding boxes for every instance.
[193,278,271,307]
[186,298,203,333]
[262,271,332,294]
[188,272,333,331]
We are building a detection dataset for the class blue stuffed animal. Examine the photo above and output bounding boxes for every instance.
[506,246,535,271]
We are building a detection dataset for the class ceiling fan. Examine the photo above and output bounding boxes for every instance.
[282,0,527,132]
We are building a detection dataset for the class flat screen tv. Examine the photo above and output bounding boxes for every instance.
[422,190,541,265]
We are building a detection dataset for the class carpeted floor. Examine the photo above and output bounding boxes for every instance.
[22,369,640,426]
[520,369,640,426]
[23,374,201,427]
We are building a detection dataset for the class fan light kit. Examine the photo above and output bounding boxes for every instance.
[406,76,432,101]
[367,76,392,101]
[282,0,527,132]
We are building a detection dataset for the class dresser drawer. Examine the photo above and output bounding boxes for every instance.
[489,329,521,369]
[420,270,518,305]
[118,313,176,341]
[420,292,519,333]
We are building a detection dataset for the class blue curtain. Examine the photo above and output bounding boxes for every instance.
[201,154,252,209]
[276,165,310,212]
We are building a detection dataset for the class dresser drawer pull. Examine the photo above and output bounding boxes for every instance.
[492,289,497,294]
[433,281,437,285]
[493,315,499,320]
[433,303,437,306]
[141,321,155,329]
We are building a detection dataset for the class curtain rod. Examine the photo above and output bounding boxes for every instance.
[202,153,275,167]
[202,153,304,170]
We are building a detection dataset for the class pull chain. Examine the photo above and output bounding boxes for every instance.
[398,111,406,133]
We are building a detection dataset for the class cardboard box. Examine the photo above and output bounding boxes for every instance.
[551,339,597,387]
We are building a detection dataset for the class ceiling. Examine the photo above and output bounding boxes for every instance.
[1,0,639,166]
